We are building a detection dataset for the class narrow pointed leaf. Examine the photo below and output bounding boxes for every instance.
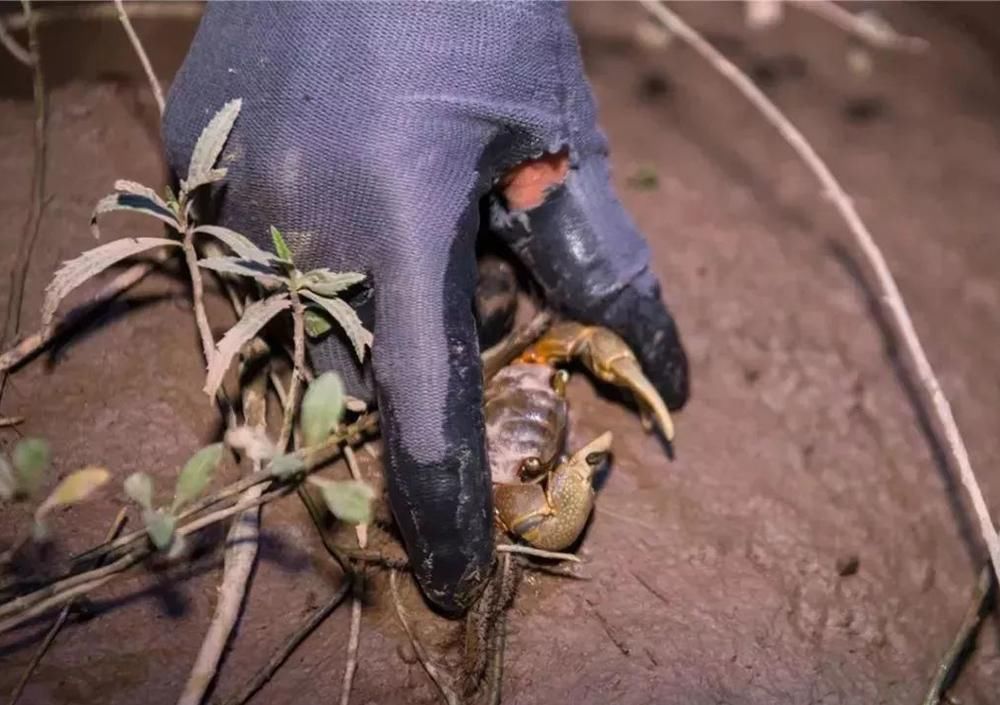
[307,477,374,526]
[143,508,176,550]
[300,290,372,361]
[303,307,333,338]
[12,438,49,497]
[270,226,294,264]
[172,443,223,512]
[35,467,110,522]
[204,294,291,398]
[299,269,366,297]
[91,192,180,238]
[182,168,228,195]
[183,98,242,194]
[300,372,345,447]
[194,225,275,265]
[41,237,181,331]
[197,256,287,287]
[124,471,154,510]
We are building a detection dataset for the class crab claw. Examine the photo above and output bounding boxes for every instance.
[581,329,675,443]
[517,322,675,442]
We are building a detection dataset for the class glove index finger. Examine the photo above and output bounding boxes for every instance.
[492,148,690,411]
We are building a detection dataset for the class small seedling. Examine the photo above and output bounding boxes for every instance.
[124,443,223,551]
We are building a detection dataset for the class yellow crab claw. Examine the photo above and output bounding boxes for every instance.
[517,322,676,443]
[578,328,675,443]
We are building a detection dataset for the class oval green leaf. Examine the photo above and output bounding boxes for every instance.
[300,372,345,447]
[172,443,223,512]
[308,477,374,526]
[12,438,50,497]
[35,467,111,522]
[124,471,154,510]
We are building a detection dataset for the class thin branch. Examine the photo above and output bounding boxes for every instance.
[2,0,46,407]
[389,571,460,705]
[495,544,581,563]
[278,290,306,451]
[640,0,1000,599]
[0,416,24,428]
[793,0,929,53]
[922,565,995,705]
[6,509,128,705]
[0,256,162,374]
[177,348,269,705]
[71,412,379,568]
[0,14,30,65]
[340,444,367,705]
[112,0,164,115]
[1,3,203,31]
[219,580,351,705]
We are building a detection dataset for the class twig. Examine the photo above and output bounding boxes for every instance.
[1,2,203,31]
[793,0,929,53]
[0,416,24,427]
[219,579,351,705]
[0,14,29,65]
[922,565,994,705]
[6,508,128,705]
[112,0,164,115]
[0,256,162,374]
[640,0,1000,602]
[177,348,269,705]
[339,444,367,705]
[2,0,46,407]
[389,570,460,705]
[0,485,294,634]
[495,544,581,563]
[278,291,307,451]
[71,413,379,568]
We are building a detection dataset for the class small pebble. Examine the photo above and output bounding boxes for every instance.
[836,554,860,577]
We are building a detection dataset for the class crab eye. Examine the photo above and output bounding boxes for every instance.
[585,451,608,466]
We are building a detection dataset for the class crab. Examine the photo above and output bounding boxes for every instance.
[484,320,675,551]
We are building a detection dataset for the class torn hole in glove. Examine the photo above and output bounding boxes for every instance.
[498,147,570,212]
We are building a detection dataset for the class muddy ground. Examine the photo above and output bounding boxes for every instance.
[1,2,999,704]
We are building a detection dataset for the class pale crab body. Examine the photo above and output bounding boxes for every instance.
[483,321,675,552]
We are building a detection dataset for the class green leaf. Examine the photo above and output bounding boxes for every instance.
[124,472,154,510]
[300,372,345,447]
[270,226,294,264]
[197,256,287,288]
[171,443,223,513]
[35,467,110,522]
[183,98,242,195]
[269,453,305,479]
[204,294,291,399]
[194,225,275,266]
[303,308,333,338]
[41,237,182,332]
[308,478,374,526]
[299,269,366,297]
[143,508,176,550]
[299,290,372,362]
[12,438,49,497]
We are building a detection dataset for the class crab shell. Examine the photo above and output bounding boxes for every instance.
[484,363,568,485]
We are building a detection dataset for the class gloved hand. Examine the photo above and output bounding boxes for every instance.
[163,1,689,613]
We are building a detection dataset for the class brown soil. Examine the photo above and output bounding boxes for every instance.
[2,3,999,704]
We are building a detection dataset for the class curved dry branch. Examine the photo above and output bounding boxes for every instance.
[639,0,1000,587]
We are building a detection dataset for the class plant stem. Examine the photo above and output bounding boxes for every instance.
[181,229,215,365]
[278,290,306,451]
[112,0,164,115]
[495,544,581,563]
[640,0,1000,607]
[6,509,128,705]
[220,579,351,705]
[922,565,994,705]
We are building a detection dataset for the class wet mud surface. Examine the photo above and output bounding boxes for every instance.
[1,3,999,703]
